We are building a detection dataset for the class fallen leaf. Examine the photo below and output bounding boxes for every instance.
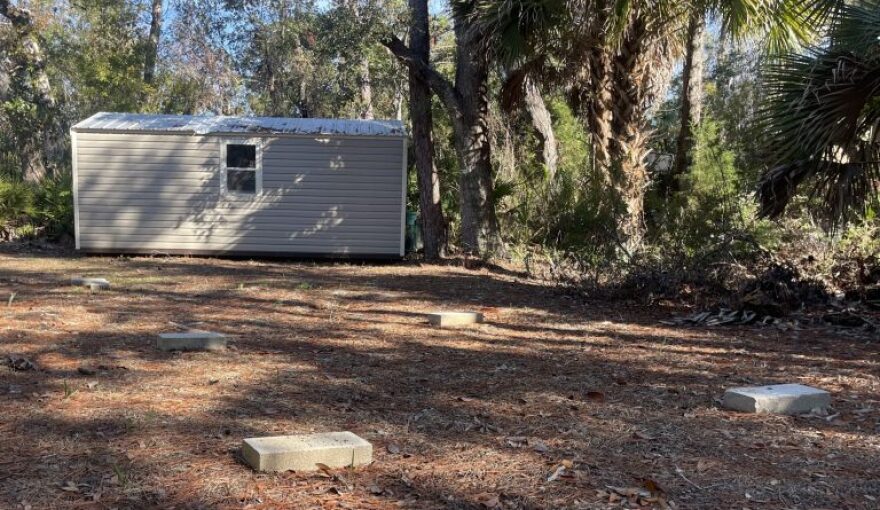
[547,465,567,482]
[333,471,353,492]
[642,478,665,495]
[607,486,648,498]
[586,391,605,402]
[315,463,333,477]
[532,440,549,453]
[60,481,79,493]
[475,493,501,508]
[314,463,352,492]
[695,459,713,473]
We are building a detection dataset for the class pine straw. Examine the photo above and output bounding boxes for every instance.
[0,246,878,509]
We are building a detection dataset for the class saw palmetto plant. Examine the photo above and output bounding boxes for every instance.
[759,0,880,222]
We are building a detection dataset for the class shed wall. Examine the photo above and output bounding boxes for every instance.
[74,131,405,256]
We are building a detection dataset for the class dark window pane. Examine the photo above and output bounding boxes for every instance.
[227,144,256,168]
[227,169,256,193]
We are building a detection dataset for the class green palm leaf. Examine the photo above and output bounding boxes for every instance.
[758,0,880,221]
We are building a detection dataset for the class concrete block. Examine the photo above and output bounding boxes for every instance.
[72,277,110,290]
[157,331,227,351]
[242,431,372,472]
[427,312,484,327]
[722,384,830,415]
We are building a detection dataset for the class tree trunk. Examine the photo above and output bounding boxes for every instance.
[583,2,613,179]
[394,82,404,120]
[523,77,559,183]
[143,0,163,84]
[383,3,501,256]
[452,16,501,255]
[359,56,374,119]
[1,0,58,183]
[345,0,374,119]
[407,0,445,259]
[669,12,705,192]
[21,142,46,183]
[609,12,652,251]
[298,80,310,117]
[0,59,10,100]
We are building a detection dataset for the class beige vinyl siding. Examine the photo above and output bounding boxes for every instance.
[74,132,405,256]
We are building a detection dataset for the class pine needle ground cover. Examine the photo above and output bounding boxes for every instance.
[0,247,877,509]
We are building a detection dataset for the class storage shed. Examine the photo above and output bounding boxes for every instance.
[71,112,407,258]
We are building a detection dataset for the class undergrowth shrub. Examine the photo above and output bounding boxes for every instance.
[34,174,74,239]
[0,174,73,241]
[0,178,36,224]
[520,116,877,305]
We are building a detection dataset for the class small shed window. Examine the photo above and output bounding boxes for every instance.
[222,141,261,195]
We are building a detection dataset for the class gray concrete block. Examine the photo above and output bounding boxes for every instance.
[72,277,110,290]
[157,331,227,351]
[427,312,484,327]
[722,384,831,415]
[242,431,372,472]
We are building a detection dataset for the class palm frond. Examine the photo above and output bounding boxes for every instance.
[468,0,570,64]
[710,0,844,52]
[758,0,880,221]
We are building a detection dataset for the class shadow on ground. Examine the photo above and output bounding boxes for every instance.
[1,249,878,509]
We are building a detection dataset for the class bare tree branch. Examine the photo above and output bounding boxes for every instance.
[382,34,462,117]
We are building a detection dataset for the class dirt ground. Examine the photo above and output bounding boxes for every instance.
[1,246,878,509]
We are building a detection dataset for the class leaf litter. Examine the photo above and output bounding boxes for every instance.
[0,248,877,508]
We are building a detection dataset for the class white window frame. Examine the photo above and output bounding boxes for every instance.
[220,138,263,196]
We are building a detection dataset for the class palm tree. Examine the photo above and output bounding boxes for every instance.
[474,0,839,250]
[476,0,686,250]
[758,0,880,221]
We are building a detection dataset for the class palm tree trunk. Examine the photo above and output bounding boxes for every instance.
[523,77,559,183]
[144,0,163,84]
[407,0,445,259]
[578,1,614,179]
[609,12,651,251]
[668,12,705,193]
[453,16,501,255]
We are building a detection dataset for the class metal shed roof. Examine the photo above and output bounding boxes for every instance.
[72,112,406,137]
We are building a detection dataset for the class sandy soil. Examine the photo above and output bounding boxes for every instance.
[1,246,878,509]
